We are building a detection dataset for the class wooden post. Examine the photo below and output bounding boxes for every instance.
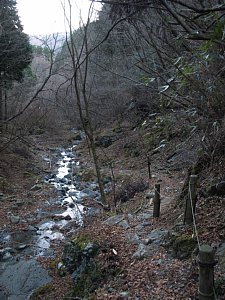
[184,175,198,224]
[147,155,151,180]
[198,244,216,300]
[153,183,160,218]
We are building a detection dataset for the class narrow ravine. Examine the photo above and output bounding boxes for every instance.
[0,134,102,299]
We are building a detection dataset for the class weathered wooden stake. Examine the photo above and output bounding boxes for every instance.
[153,183,161,218]
[198,244,216,300]
[184,174,198,224]
[147,155,151,180]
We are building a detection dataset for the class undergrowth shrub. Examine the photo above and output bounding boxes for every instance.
[115,179,148,203]
[202,120,225,165]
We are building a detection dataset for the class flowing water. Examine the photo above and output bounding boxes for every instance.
[0,135,102,299]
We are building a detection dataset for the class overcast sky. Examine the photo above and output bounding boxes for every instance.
[16,0,102,35]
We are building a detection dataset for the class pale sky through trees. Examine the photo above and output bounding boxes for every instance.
[16,0,102,35]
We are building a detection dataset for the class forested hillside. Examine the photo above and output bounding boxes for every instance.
[0,1,224,299]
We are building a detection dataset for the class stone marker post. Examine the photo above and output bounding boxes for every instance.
[153,183,161,218]
[184,174,198,224]
[198,244,216,300]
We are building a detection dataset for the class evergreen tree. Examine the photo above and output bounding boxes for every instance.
[0,0,32,129]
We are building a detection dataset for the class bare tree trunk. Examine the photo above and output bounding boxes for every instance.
[88,132,107,205]
[66,0,107,206]
[4,81,7,132]
[0,81,3,132]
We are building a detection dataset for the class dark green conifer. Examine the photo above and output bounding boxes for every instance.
[0,0,32,129]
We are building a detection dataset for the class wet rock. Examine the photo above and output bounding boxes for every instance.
[0,258,52,300]
[62,199,69,206]
[75,198,84,204]
[57,187,66,196]
[59,178,67,184]
[49,173,57,179]
[53,215,64,221]
[81,188,97,198]
[132,244,154,259]
[69,203,75,208]
[68,190,77,197]
[89,183,98,190]
[10,215,20,224]
[28,225,38,232]
[2,247,15,255]
[66,152,75,158]
[15,244,28,250]
[2,252,13,261]
[64,215,72,221]
[0,289,8,300]
[0,248,15,261]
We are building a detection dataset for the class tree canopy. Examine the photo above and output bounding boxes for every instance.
[0,0,32,129]
[0,0,32,82]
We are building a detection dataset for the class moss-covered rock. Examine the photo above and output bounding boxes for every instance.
[167,234,197,259]
[71,234,91,250]
[62,234,99,274]
[64,262,105,299]
[63,233,124,299]
[62,234,105,299]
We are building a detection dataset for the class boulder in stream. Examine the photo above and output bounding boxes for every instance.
[0,258,52,300]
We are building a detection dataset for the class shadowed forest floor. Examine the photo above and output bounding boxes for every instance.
[0,120,224,299]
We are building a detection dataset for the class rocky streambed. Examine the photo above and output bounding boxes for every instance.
[1,133,224,299]
[0,135,105,299]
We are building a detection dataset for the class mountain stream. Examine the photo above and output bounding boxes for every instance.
[0,138,102,299]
